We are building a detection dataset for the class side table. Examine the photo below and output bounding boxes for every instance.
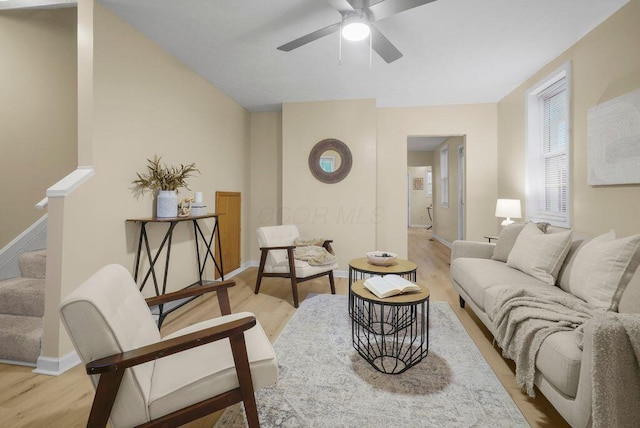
[348,257,417,315]
[351,280,430,374]
[127,213,224,327]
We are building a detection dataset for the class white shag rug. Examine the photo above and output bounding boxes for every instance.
[216,294,528,427]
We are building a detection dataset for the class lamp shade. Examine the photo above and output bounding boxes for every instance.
[495,199,521,219]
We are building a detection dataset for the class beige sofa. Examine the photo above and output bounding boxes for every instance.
[450,226,640,428]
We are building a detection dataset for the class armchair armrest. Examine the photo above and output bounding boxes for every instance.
[84,315,257,427]
[145,279,235,316]
[259,245,296,251]
[451,240,495,262]
[323,240,334,254]
[86,315,256,375]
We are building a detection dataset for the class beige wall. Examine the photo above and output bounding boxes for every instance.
[282,99,377,268]
[407,151,433,167]
[249,111,282,261]
[498,0,640,237]
[377,104,498,251]
[0,8,77,248]
[43,1,251,358]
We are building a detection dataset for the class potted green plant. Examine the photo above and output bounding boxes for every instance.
[132,155,199,218]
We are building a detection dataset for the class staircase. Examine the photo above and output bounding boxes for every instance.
[0,250,45,365]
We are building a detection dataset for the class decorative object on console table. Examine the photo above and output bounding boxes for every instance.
[495,198,521,227]
[131,155,199,218]
[191,191,207,216]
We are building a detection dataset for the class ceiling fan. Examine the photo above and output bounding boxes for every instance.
[277,0,438,63]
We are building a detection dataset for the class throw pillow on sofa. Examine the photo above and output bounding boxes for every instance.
[492,221,553,263]
[506,223,573,285]
[492,223,527,262]
[569,230,640,311]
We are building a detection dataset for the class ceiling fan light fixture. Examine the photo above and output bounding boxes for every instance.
[341,15,370,41]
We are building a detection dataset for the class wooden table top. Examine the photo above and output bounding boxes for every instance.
[126,213,219,222]
[348,257,417,275]
[351,279,430,305]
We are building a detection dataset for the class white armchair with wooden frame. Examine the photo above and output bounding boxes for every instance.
[59,264,277,428]
[255,225,337,308]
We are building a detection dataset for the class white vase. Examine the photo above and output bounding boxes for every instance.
[156,190,178,218]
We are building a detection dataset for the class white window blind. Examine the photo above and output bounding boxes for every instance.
[526,63,571,228]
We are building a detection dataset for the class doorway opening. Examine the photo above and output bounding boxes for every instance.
[406,135,466,263]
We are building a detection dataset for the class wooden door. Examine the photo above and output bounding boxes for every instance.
[215,192,241,278]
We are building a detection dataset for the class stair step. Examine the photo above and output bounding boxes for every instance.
[19,250,46,279]
[0,278,45,317]
[0,314,42,364]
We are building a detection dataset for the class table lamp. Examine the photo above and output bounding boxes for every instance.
[495,199,521,226]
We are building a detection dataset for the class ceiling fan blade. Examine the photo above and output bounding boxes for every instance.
[327,0,355,12]
[370,25,403,63]
[368,0,437,21]
[277,22,342,52]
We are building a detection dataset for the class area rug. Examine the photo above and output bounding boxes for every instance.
[215,294,528,427]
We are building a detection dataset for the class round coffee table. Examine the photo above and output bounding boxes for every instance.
[348,257,417,316]
[348,257,417,282]
[351,279,430,374]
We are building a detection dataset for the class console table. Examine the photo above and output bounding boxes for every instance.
[127,213,224,327]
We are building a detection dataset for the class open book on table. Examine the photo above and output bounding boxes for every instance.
[363,275,420,299]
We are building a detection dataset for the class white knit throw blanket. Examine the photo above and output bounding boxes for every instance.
[489,286,596,397]
[591,311,640,428]
[292,238,336,266]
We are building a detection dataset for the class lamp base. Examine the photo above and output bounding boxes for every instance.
[501,218,514,227]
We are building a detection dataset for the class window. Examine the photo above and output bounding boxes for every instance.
[440,147,448,207]
[525,62,571,227]
[426,169,432,197]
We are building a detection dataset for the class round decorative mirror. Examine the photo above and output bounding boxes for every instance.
[308,139,352,184]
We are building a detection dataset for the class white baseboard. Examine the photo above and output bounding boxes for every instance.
[432,233,452,249]
[33,351,81,376]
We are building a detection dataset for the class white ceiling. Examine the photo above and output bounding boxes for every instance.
[407,136,449,151]
[3,1,629,112]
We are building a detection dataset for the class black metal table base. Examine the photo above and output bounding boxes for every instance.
[129,215,223,328]
[352,294,429,374]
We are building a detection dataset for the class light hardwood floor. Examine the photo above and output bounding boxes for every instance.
[0,229,569,427]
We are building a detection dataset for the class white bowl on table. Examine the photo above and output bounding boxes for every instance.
[366,251,398,266]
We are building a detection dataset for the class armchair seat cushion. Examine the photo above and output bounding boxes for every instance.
[267,259,338,278]
[149,312,277,419]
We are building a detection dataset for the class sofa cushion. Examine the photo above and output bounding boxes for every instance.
[484,283,554,322]
[492,222,551,262]
[451,258,548,311]
[535,331,583,398]
[619,270,640,315]
[569,231,640,311]
[492,223,527,262]
[557,238,589,292]
[507,223,572,285]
